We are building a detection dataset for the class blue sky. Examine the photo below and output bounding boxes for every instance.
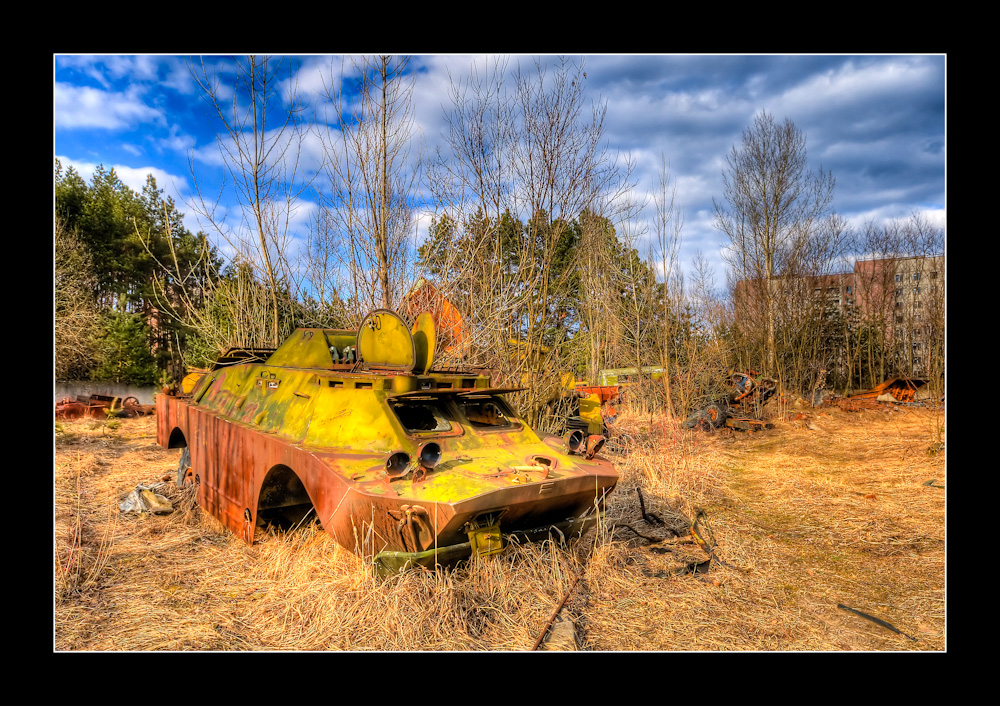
[53,54,946,292]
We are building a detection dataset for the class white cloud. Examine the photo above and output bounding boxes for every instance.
[159,56,200,95]
[784,57,940,116]
[116,164,190,200]
[54,82,162,130]
[291,56,346,104]
[922,208,946,232]
[103,55,160,82]
[843,206,946,235]
[157,126,197,155]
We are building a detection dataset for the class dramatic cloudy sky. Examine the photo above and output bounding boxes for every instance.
[53,54,946,292]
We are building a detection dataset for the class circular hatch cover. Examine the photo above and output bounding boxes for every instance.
[356,310,416,371]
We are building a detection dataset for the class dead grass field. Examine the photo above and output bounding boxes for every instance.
[53,402,945,652]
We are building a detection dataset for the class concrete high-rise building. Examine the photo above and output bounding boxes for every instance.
[734,254,944,379]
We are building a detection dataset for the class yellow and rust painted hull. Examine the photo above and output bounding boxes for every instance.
[157,329,618,574]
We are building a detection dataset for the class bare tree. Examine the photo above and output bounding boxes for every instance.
[511,57,618,391]
[426,56,630,428]
[187,55,312,347]
[575,210,620,383]
[676,251,733,414]
[134,195,284,375]
[312,55,420,323]
[776,212,852,393]
[440,56,516,237]
[715,111,836,379]
[651,155,684,417]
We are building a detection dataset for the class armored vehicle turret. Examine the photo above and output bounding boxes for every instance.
[157,310,618,575]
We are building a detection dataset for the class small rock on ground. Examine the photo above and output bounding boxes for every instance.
[540,616,577,651]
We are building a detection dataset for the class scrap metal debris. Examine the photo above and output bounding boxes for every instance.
[729,371,778,410]
[56,394,156,420]
[616,503,746,579]
[683,370,778,434]
[636,487,664,527]
[824,377,930,412]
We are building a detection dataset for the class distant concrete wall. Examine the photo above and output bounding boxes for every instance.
[55,381,159,406]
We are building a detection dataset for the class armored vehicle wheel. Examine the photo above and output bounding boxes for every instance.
[177,447,192,487]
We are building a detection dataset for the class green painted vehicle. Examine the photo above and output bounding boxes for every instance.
[158,310,618,576]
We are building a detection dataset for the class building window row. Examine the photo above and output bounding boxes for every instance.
[894,270,939,283]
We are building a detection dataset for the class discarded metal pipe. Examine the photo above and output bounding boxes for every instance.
[564,429,585,454]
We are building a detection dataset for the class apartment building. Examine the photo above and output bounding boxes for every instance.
[852,255,944,373]
[734,254,944,376]
[732,270,856,318]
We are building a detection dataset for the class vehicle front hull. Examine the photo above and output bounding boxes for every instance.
[157,394,617,566]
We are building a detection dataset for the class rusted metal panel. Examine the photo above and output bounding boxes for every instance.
[574,384,621,404]
[824,377,928,410]
[847,377,927,402]
[157,315,618,572]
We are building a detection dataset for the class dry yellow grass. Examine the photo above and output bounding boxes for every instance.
[53,403,945,651]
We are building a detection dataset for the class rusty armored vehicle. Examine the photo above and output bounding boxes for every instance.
[157,310,618,576]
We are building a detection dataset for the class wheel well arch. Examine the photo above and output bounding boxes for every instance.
[255,464,319,531]
[167,427,187,449]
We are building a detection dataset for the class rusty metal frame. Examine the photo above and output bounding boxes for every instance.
[56,394,156,420]
[824,376,929,411]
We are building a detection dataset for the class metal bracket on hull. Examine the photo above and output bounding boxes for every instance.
[372,513,600,578]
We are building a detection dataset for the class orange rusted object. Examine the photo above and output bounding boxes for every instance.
[728,371,777,408]
[846,377,927,403]
[56,394,155,419]
[825,377,928,411]
[399,279,467,356]
[574,384,622,404]
[157,311,617,576]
